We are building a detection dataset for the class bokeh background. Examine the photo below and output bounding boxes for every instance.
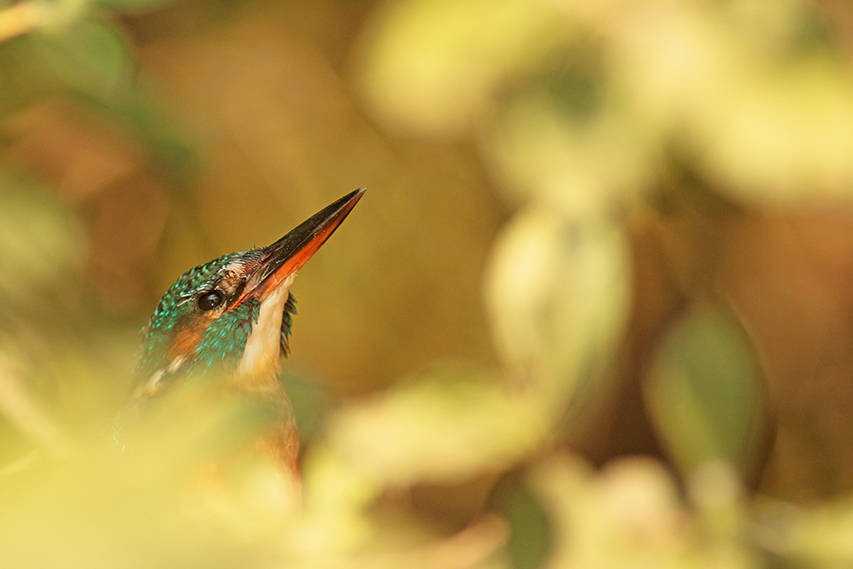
[4,0,853,567]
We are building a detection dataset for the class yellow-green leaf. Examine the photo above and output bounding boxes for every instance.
[319,367,548,486]
[357,0,566,135]
[484,205,631,409]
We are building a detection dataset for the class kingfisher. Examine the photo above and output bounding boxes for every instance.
[120,188,365,476]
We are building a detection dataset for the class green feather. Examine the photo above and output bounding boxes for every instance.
[134,250,268,389]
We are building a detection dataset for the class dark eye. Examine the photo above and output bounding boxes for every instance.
[197,290,224,311]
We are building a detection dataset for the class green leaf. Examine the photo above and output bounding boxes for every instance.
[0,175,86,309]
[500,480,550,569]
[644,303,764,474]
[34,16,134,97]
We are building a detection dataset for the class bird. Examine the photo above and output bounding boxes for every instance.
[118,188,365,476]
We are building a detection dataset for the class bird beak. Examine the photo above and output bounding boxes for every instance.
[236,188,365,305]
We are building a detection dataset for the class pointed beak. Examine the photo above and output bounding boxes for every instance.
[235,188,365,305]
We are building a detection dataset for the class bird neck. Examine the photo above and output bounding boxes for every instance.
[232,275,296,393]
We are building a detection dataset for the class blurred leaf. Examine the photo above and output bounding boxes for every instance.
[0,387,297,569]
[644,303,764,475]
[299,442,512,568]
[603,0,853,205]
[0,175,86,310]
[763,497,853,566]
[33,16,134,97]
[357,0,567,135]
[500,480,550,569]
[487,92,655,214]
[320,366,548,487]
[485,205,631,409]
[0,37,64,117]
[694,59,853,205]
[529,455,702,569]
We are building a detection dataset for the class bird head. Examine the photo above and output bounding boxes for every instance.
[131,189,364,399]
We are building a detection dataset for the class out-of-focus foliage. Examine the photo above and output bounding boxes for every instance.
[359,0,853,207]
[645,303,765,475]
[0,174,85,311]
[485,206,630,407]
[4,0,853,567]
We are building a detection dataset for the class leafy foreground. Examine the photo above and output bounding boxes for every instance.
[0,364,849,569]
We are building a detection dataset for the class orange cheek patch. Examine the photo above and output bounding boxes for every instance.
[166,320,207,363]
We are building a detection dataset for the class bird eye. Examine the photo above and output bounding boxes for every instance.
[197,290,224,311]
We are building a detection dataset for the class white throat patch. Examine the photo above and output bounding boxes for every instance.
[237,272,297,381]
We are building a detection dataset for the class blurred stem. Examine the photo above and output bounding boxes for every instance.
[0,1,39,42]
